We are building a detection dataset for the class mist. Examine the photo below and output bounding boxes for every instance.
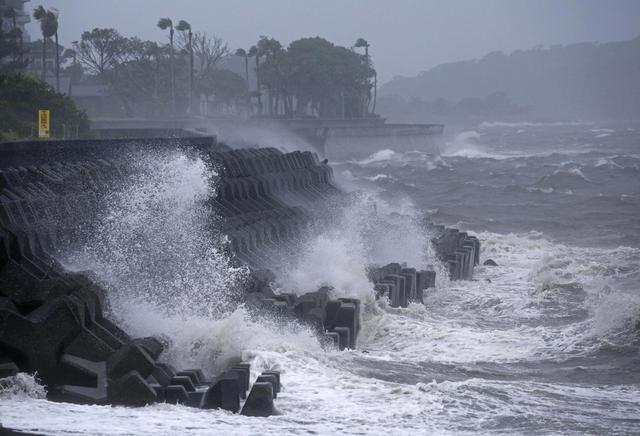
[2,1,640,434]
[27,0,640,83]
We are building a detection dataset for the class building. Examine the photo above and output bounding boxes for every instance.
[69,83,123,118]
[25,38,65,81]
[0,0,31,42]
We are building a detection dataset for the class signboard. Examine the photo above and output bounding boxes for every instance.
[38,109,50,138]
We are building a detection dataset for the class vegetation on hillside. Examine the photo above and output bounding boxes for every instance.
[380,37,640,120]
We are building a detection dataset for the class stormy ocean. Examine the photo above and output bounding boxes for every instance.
[1,121,639,435]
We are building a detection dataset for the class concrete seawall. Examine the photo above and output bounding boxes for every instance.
[87,118,444,160]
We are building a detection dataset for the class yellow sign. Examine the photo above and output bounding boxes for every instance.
[38,109,50,138]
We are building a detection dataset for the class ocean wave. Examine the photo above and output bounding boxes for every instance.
[364,173,397,182]
[360,229,640,364]
[356,148,404,164]
[441,130,514,160]
[526,186,555,194]
[535,167,591,189]
[0,373,47,400]
[480,121,593,128]
[594,157,624,169]
[3,227,640,435]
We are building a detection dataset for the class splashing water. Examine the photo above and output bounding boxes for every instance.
[63,151,247,320]
[56,150,256,372]
[0,373,47,400]
[277,191,437,299]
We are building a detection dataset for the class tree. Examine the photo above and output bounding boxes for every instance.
[175,30,228,115]
[3,7,24,65]
[248,45,261,114]
[109,37,171,117]
[51,8,61,92]
[72,28,124,76]
[0,73,89,141]
[33,6,57,82]
[258,37,374,118]
[354,38,369,58]
[175,20,193,114]
[235,48,249,85]
[189,32,227,78]
[256,36,283,116]
[354,37,375,114]
[62,47,83,84]
[157,17,175,113]
[199,68,247,115]
[0,17,28,72]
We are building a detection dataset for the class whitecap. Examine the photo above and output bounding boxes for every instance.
[480,120,592,128]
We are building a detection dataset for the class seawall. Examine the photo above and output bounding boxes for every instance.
[0,136,477,414]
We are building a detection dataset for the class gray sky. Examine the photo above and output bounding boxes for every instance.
[26,0,640,84]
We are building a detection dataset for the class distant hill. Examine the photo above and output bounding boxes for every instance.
[379,36,640,120]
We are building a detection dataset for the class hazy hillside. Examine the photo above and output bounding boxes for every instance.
[380,36,640,120]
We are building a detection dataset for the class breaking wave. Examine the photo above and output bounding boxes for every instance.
[481,121,593,128]
[441,130,513,160]
[4,122,640,435]
[0,373,47,400]
[536,167,591,189]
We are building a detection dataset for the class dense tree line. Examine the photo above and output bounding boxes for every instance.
[378,91,531,121]
[256,36,375,118]
[0,73,89,141]
[63,28,376,118]
[3,4,378,120]
[68,25,233,117]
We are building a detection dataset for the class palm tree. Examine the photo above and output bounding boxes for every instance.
[176,20,193,114]
[256,37,282,116]
[355,38,369,60]
[50,8,61,92]
[248,45,261,114]
[33,6,57,83]
[157,17,175,113]
[235,48,249,85]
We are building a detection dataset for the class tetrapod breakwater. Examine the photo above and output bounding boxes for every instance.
[0,136,479,416]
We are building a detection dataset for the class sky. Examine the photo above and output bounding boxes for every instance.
[26,0,640,84]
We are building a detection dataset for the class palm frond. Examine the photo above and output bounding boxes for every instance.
[157,18,172,30]
[175,20,190,32]
[33,5,46,20]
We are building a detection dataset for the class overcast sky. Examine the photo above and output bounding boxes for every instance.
[26,0,640,84]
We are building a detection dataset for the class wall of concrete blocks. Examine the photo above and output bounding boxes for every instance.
[204,147,363,352]
[0,137,480,412]
[368,263,437,308]
[207,148,340,269]
[0,226,278,414]
[257,288,362,351]
[427,222,481,281]
[0,138,289,414]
